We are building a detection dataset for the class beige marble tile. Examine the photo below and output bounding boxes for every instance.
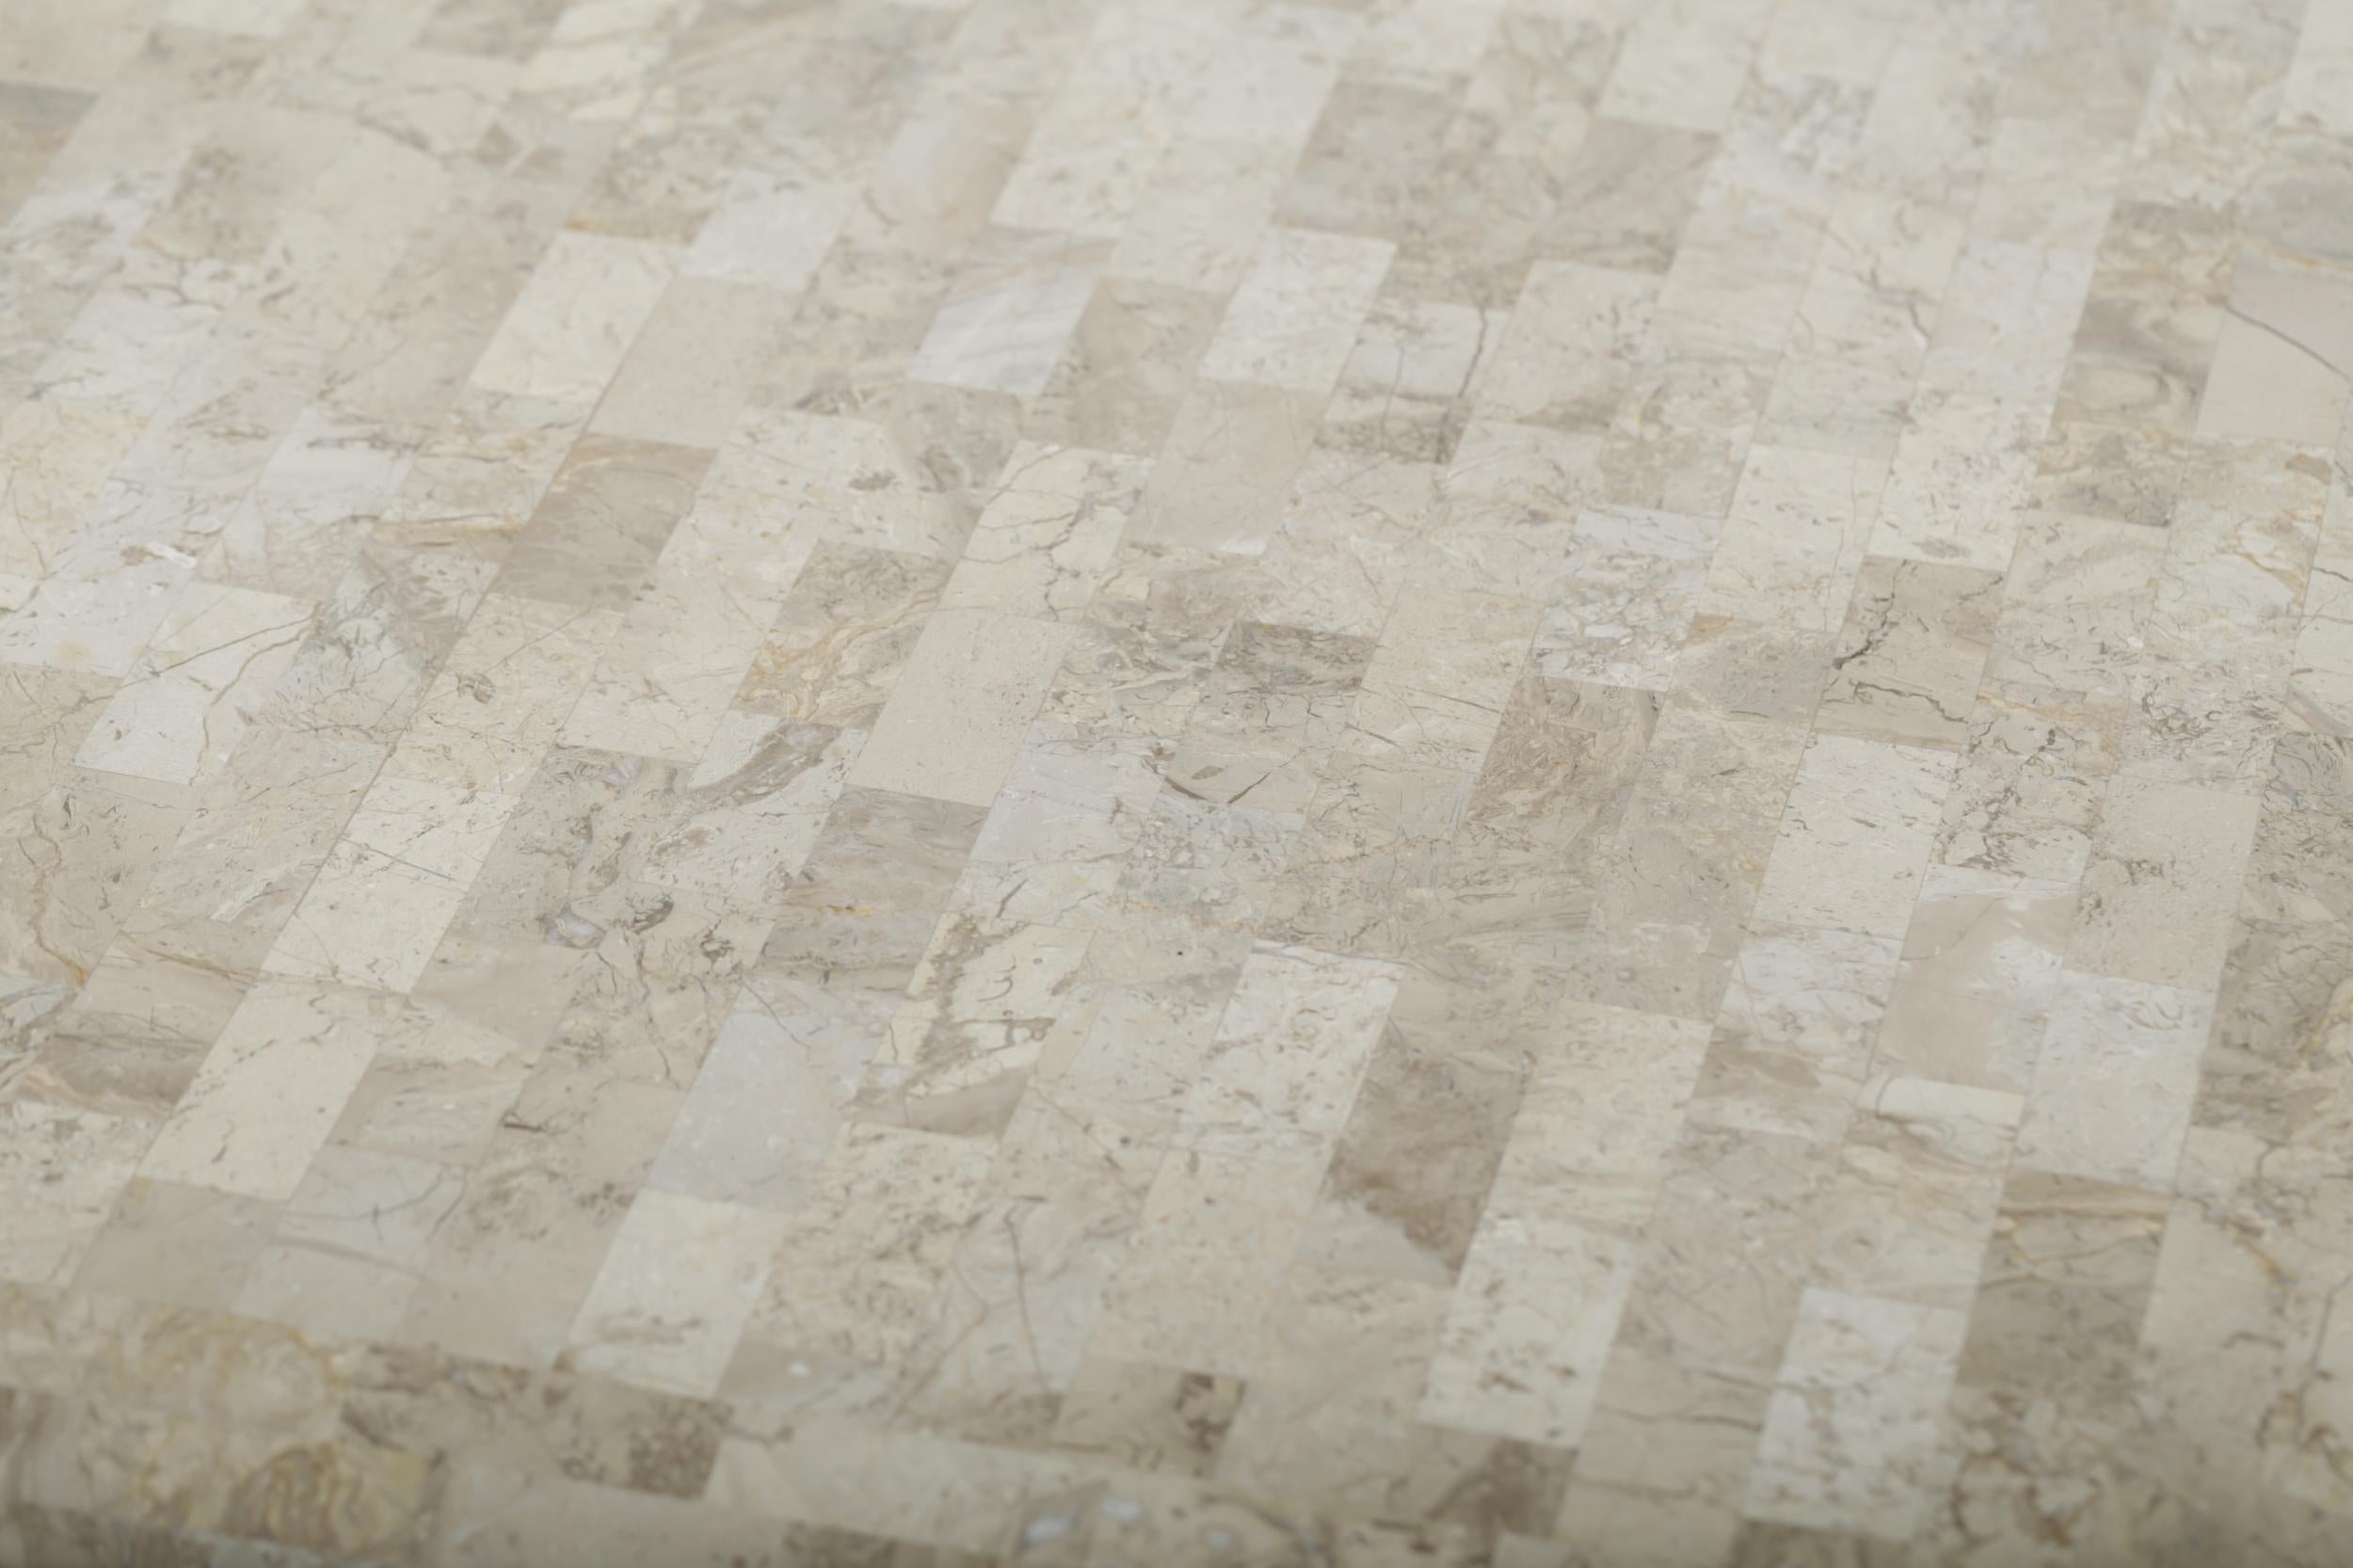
[138,979,405,1201]
[846,606,1074,808]
[1753,734,1956,939]
[2067,774,2259,991]
[6,0,2350,1557]
[1741,1288,1968,1540]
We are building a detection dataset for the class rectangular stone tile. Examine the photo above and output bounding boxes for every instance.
[847,911,1096,1139]
[735,543,952,728]
[1089,1144,1324,1381]
[1933,678,2126,884]
[1473,261,1657,435]
[1529,505,1721,692]
[1197,226,1395,396]
[71,581,312,787]
[138,979,404,1201]
[468,230,678,403]
[562,1189,791,1399]
[939,441,1151,621]
[2014,971,2215,1188]
[1698,444,1882,634]
[384,594,622,796]
[2067,775,2259,991]
[494,434,714,612]
[233,1144,466,1341]
[1698,922,1900,1144]
[0,1098,151,1288]
[1321,295,1505,463]
[1166,617,1376,813]
[1125,377,1323,555]
[1753,734,1956,939]
[555,568,777,763]
[399,1065,686,1370]
[1954,1169,2169,1405]
[731,1121,993,1387]
[845,606,1074,808]
[262,776,517,994]
[1175,942,1399,1160]
[1350,587,1542,773]
[1811,1077,2020,1308]
[905,230,1106,399]
[1740,1288,1968,1541]
[1875,863,2076,1095]
[1813,557,2003,752]
[588,275,799,449]
[1023,278,1225,457]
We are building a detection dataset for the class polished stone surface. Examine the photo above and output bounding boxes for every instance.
[3,0,2353,1562]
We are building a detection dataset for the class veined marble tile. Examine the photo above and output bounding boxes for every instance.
[7,0,2349,1557]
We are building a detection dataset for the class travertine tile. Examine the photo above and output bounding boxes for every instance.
[6,0,2346,1558]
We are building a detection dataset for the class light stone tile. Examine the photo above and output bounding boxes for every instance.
[2014,971,2215,1187]
[1350,586,1543,773]
[2067,775,2259,991]
[1741,1288,1969,1540]
[262,776,517,993]
[1196,226,1396,396]
[71,581,312,786]
[846,607,1074,808]
[139,979,405,1201]
[1699,444,1884,633]
[385,594,623,796]
[939,441,1150,620]
[563,1188,791,1398]
[1753,734,1957,939]
[469,230,679,403]
[0,1097,151,1288]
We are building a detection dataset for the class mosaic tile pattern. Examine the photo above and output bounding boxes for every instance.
[3,0,2353,1561]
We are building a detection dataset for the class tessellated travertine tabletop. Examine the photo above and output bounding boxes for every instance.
[3,0,2353,1562]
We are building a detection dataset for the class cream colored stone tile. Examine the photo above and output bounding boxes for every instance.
[512,0,693,122]
[139,979,405,1201]
[1598,0,1773,134]
[1176,942,1399,1159]
[468,230,678,403]
[2014,971,2215,1187]
[233,1144,465,1340]
[846,606,1073,808]
[70,581,311,786]
[1090,1144,1323,1380]
[263,776,517,993]
[939,441,1150,620]
[385,594,622,796]
[849,910,1096,1139]
[905,235,1106,400]
[1531,506,1720,691]
[562,1188,790,1398]
[1126,376,1323,555]
[987,7,1221,239]
[680,178,855,294]
[1741,1288,1968,1540]
[2068,774,2258,991]
[1474,261,1658,435]
[1699,445,1883,633]
[734,1120,993,1378]
[1813,558,2002,752]
[556,568,777,763]
[1875,863,2075,1095]
[0,1097,150,1288]
[1350,586,1542,772]
[1753,734,1956,939]
[1197,226,1395,397]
